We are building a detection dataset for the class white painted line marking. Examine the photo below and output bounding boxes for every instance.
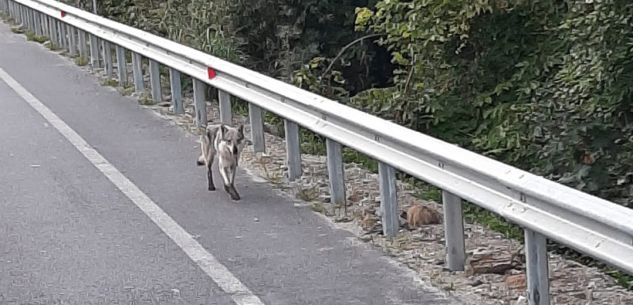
[0,68,265,305]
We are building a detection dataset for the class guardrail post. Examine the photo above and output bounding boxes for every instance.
[59,20,67,50]
[442,190,466,271]
[21,5,26,26]
[21,5,28,29]
[20,4,25,25]
[284,120,302,181]
[326,139,346,205]
[89,34,99,68]
[378,162,399,237]
[67,25,76,57]
[34,11,42,36]
[78,30,88,61]
[115,45,127,85]
[14,3,18,23]
[104,41,113,78]
[40,13,48,37]
[193,79,207,128]
[25,6,31,31]
[218,90,232,124]
[100,39,106,68]
[54,19,62,48]
[29,9,36,33]
[30,9,40,35]
[30,10,37,33]
[248,104,266,153]
[131,53,144,93]
[14,2,19,21]
[149,59,162,103]
[169,68,183,114]
[525,229,550,305]
[30,10,36,33]
[48,17,57,48]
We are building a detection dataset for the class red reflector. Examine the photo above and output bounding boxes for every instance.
[207,67,216,79]
[61,11,66,18]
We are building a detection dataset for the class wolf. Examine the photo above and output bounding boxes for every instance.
[196,123,249,201]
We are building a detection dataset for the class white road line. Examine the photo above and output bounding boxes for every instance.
[0,68,265,305]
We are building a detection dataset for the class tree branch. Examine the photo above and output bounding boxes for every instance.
[318,33,385,87]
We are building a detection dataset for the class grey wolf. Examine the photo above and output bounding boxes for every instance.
[196,123,250,201]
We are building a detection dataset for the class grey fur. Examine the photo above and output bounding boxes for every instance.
[196,123,249,201]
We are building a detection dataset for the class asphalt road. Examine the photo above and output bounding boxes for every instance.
[0,20,462,305]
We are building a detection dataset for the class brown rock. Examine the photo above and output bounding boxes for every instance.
[467,248,518,275]
[359,207,378,232]
[505,274,527,290]
[406,204,441,228]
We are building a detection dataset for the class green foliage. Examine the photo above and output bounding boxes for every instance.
[354,0,633,207]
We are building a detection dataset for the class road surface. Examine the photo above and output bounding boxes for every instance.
[0,20,461,305]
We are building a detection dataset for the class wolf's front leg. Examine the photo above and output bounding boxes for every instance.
[220,166,240,201]
[207,149,217,191]
[207,163,216,191]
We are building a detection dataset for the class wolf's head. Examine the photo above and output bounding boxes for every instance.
[219,124,248,156]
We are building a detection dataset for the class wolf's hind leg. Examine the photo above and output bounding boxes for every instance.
[206,149,217,191]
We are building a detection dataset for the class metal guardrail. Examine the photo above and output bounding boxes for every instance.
[2,0,633,304]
